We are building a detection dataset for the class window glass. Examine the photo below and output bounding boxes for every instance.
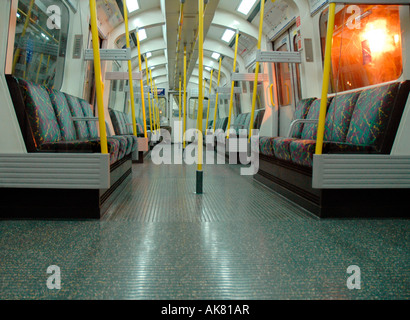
[320,4,403,92]
[12,0,69,89]
[189,98,209,119]
[248,64,266,110]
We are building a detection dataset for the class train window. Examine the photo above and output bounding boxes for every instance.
[320,4,403,92]
[158,97,167,120]
[248,64,265,110]
[189,98,209,119]
[11,0,69,89]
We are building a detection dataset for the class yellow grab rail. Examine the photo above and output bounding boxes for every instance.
[315,2,336,155]
[179,76,182,143]
[135,27,148,138]
[145,55,153,135]
[249,0,265,142]
[212,57,222,132]
[89,0,108,154]
[205,68,214,131]
[197,0,204,172]
[183,46,187,148]
[123,2,138,136]
[269,83,275,106]
[226,29,240,139]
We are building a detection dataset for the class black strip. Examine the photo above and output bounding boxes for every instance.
[196,170,203,194]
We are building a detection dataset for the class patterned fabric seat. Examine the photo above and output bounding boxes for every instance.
[259,98,315,156]
[65,94,128,162]
[289,91,361,167]
[108,109,139,154]
[273,99,330,161]
[18,78,124,165]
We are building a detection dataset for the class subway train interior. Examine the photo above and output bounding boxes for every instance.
[0,0,409,300]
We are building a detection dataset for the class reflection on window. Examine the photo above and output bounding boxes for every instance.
[12,0,69,89]
[320,4,403,92]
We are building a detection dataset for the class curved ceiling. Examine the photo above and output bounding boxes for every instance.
[98,0,294,90]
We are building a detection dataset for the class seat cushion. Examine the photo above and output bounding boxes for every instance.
[346,82,400,150]
[19,79,62,146]
[272,137,297,161]
[259,137,275,157]
[39,138,120,165]
[290,139,376,168]
[109,135,128,160]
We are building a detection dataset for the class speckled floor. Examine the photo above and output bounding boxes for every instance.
[0,150,409,299]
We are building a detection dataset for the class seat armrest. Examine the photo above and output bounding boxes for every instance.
[287,119,318,137]
[71,117,99,122]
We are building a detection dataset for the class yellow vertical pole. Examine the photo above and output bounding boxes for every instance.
[145,56,153,134]
[212,57,222,131]
[135,27,148,138]
[179,76,182,143]
[183,46,187,148]
[196,0,204,193]
[122,2,138,136]
[149,69,156,133]
[249,0,265,142]
[89,0,108,154]
[226,30,240,139]
[205,68,214,131]
[315,2,336,155]
[154,82,159,128]
[12,0,35,74]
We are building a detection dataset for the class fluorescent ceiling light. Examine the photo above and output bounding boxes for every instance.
[211,52,220,60]
[205,66,211,71]
[126,0,139,12]
[138,28,147,41]
[146,52,152,58]
[221,29,235,43]
[237,0,257,15]
[150,66,155,70]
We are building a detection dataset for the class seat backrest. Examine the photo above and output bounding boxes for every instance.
[78,99,99,139]
[64,94,90,140]
[109,109,128,135]
[324,91,361,143]
[293,98,316,138]
[345,82,402,151]
[253,109,265,130]
[300,98,332,140]
[47,88,78,141]
[19,79,62,147]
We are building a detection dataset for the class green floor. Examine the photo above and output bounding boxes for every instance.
[0,153,408,299]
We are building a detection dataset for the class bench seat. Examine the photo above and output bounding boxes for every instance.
[255,81,410,217]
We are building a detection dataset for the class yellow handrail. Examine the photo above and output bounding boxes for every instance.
[197,0,204,172]
[89,0,108,154]
[212,57,222,132]
[269,83,275,106]
[226,30,240,139]
[183,46,187,148]
[122,2,138,136]
[179,76,182,143]
[249,0,265,142]
[145,56,153,135]
[205,68,214,131]
[149,69,156,133]
[315,2,336,155]
[135,27,148,138]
